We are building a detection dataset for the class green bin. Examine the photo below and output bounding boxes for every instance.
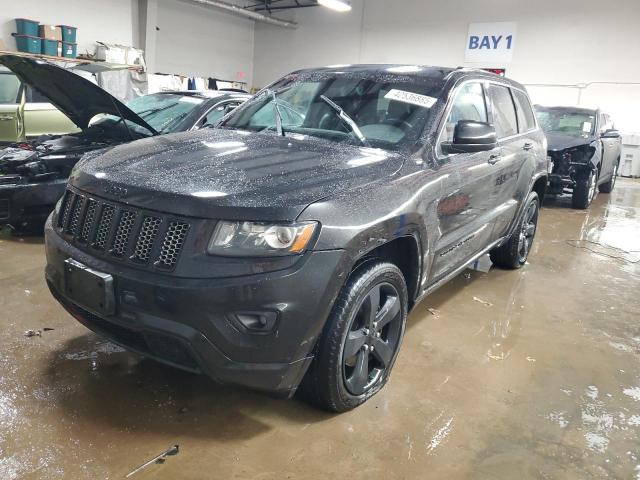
[14,18,39,37]
[13,34,41,54]
[58,25,77,43]
[42,39,61,57]
[62,42,77,58]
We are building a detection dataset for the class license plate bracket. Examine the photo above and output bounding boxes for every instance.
[64,258,115,316]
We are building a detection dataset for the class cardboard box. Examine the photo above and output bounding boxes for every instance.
[39,25,62,41]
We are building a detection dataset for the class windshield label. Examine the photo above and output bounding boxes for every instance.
[384,89,437,108]
[179,97,204,104]
[582,122,592,133]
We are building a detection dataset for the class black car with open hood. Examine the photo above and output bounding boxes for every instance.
[535,106,622,209]
[0,55,249,233]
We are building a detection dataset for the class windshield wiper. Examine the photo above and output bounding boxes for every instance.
[319,95,369,147]
[135,103,179,118]
[264,88,285,137]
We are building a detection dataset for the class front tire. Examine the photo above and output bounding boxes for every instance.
[490,191,539,269]
[572,168,598,209]
[298,262,408,412]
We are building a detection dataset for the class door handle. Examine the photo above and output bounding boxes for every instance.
[488,154,501,165]
[0,115,15,121]
[523,142,534,151]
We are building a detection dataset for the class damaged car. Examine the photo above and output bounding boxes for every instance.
[45,65,548,411]
[0,54,249,233]
[536,106,622,208]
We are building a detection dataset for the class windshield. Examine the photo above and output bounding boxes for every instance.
[222,73,442,150]
[0,73,20,104]
[126,93,205,133]
[536,109,596,137]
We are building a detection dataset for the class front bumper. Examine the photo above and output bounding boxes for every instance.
[0,177,66,230]
[45,217,348,396]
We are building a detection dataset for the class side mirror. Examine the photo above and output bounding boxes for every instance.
[601,129,621,139]
[442,120,497,154]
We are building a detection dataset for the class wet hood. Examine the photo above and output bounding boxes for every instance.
[0,55,157,134]
[71,129,405,221]
[546,132,595,152]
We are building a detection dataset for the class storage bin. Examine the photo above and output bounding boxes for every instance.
[14,18,39,37]
[58,25,77,43]
[41,38,61,57]
[62,42,77,58]
[13,34,41,54]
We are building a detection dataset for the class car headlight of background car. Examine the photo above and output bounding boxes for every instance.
[207,221,318,257]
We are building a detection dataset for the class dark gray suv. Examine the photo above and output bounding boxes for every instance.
[45,65,548,411]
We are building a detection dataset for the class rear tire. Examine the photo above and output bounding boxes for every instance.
[298,262,408,412]
[598,162,619,193]
[572,169,598,209]
[490,191,539,269]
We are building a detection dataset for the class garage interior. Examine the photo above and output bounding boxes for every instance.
[1,0,640,479]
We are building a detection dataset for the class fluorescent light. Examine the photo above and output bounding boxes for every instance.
[318,0,352,12]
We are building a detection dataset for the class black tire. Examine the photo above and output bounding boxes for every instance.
[490,191,539,269]
[572,169,598,209]
[598,161,619,193]
[298,262,408,412]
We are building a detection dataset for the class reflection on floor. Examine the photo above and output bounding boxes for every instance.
[0,179,639,479]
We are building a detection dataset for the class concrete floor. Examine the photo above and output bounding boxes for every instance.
[1,179,639,479]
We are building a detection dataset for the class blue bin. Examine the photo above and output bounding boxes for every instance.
[14,18,39,37]
[58,25,77,43]
[13,34,41,54]
[62,42,77,58]
[41,39,61,57]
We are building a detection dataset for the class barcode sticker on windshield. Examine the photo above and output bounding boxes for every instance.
[582,122,592,132]
[384,89,437,108]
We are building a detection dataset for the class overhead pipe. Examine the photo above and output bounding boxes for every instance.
[186,0,298,28]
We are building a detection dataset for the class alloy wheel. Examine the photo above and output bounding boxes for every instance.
[517,200,538,264]
[588,171,597,203]
[342,282,403,396]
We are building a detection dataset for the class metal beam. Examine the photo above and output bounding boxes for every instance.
[185,0,298,28]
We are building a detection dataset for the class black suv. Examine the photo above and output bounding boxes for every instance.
[45,65,548,411]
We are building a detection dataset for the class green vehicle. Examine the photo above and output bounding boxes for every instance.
[0,67,78,144]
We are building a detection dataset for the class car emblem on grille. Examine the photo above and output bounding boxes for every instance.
[104,184,128,198]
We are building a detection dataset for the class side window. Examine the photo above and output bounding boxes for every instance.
[25,86,50,104]
[488,84,518,138]
[513,90,536,132]
[443,82,487,143]
[0,74,21,104]
[203,101,241,126]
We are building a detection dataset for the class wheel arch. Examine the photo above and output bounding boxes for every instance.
[349,233,422,309]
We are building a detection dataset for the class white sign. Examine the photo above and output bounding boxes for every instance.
[384,89,437,109]
[465,22,517,63]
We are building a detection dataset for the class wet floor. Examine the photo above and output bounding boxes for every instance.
[1,179,639,479]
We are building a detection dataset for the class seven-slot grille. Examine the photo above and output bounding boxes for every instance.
[57,189,190,270]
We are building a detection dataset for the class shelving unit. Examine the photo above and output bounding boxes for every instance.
[0,49,143,72]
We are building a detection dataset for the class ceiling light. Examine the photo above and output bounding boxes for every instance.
[317,0,352,12]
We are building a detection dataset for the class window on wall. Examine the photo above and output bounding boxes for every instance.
[513,90,536,132]
[488,84,518,138]
[442,82,487,143]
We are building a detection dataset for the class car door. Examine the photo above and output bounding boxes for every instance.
[598,113,620,180]
[487,84,534,238]
[22,85,79,138]
[429,80,502,282]
[0,72,24,143]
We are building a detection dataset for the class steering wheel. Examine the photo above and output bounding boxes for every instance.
[383,118,414,131]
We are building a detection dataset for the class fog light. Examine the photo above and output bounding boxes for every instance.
[230,311,278,334]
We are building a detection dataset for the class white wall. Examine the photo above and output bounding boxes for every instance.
[152,0,254,85]
[253,0,640,132]
[0,0,137,56]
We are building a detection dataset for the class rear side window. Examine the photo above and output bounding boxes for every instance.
[25,86,50,104]
[0,73,20,104]
[442,82,487,143]
[488,84,518,138]
[513,90,536,132]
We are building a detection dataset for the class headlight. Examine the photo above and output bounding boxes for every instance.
[207,221,318,257]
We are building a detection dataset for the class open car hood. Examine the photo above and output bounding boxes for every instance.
[0,55,158,134]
